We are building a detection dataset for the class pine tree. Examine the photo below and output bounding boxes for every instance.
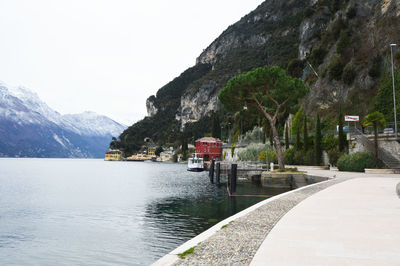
[315,113,322,165]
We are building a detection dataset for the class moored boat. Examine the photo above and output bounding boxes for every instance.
[187,156,204,172]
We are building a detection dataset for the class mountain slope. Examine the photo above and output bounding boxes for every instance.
[116,0,400,154]
[0,81,126,158]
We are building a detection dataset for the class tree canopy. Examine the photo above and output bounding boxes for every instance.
[219,66,308,117]
[363,111,386,128]
[218,66,309,168]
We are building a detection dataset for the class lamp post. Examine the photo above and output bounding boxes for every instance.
[390,43,398,139]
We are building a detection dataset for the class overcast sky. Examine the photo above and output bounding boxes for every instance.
[0,0,264,125]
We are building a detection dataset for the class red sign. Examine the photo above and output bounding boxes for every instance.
[345,115,359,122]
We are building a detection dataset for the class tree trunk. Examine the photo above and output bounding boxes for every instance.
[271,124,285,169]
[374,123,378,167]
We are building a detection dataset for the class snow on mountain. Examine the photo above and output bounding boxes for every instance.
[0,80,127,158]
[62,111,125,137]
[0,81,126,137]
[7,85,63,124]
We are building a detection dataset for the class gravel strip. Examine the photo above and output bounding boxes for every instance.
[174,177,352,266]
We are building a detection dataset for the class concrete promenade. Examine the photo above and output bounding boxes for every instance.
[153,170,400,265]
[251,175,400,266]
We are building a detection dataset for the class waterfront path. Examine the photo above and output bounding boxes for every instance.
[251,175,400,266]
[153,170,400,265]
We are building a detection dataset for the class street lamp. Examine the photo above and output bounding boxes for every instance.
[390,43,398,139]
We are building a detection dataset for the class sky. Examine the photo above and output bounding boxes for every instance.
[0,0,264,125]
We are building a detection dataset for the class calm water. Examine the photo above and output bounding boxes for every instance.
[0,158,288,265]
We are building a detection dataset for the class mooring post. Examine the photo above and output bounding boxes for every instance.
[209,159,215,183]
[230,163,237,194]
[216,162,221,185]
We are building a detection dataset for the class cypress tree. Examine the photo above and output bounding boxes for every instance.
[182,136,188,153]
[303,116,309,151]
[338,108,345,151]
[211,113,221,138]
[315,113,322,165]
[285,123,289,149]
[296,125,301,150]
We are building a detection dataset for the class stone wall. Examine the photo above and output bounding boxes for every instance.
[349,133,400,161]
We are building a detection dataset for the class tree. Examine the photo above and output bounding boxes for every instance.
[285,123,289,149]
[374,69,400,121]
[211,112,221,139]
[296,124,301,150]
[315,113,322,165]
[338,108,345,152]
[303,116,309,151]
[181,135,188,159]
[155,146,164,156]
[363,111,386,167]
[218,66,308,169]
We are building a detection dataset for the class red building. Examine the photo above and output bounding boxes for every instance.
[195,137,223,161]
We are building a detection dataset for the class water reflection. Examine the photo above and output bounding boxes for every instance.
[0,159,290,265]
[144,179,289,260]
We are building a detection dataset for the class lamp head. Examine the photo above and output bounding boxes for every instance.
[390,43,397,47]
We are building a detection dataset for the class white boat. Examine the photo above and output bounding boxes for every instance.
[187,156,204,172]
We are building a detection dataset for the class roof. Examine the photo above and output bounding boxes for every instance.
[196,137,222,143]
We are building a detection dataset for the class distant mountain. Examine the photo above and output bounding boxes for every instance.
[0,81,126,158]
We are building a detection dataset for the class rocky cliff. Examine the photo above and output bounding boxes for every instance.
[123,0,400,154]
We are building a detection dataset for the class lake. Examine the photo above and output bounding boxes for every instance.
[0,158,288,265]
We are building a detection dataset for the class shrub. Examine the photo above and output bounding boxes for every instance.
[368,55,382,78]
[294,150,305,165]
[304,149,315,166]
[331,16,346,40]
[258,150,278,164]
[328,54,344,80]
[287,59,305,78]
[337,152,375,172]
[242,127,264,143]
[237,143,271,161]
[284,147,296,165]
[342,64,356,85]
[327,148,343,166]
[336,31,350,55]
[310,45,327,66]
[322,134,338,151]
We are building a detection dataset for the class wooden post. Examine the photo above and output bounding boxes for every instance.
[209,159,215,184]
[229,163,237,194]
[216,162,221,185]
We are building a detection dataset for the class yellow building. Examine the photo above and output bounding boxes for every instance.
[105,149,123,161]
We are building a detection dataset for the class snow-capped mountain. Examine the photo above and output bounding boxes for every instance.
[0,81,126,158]
[61,111,124,137]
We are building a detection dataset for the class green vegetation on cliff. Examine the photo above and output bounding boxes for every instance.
[112,0,400,154]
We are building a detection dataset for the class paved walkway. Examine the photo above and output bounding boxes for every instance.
[153,171,400,265]
[251,177,400,266]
